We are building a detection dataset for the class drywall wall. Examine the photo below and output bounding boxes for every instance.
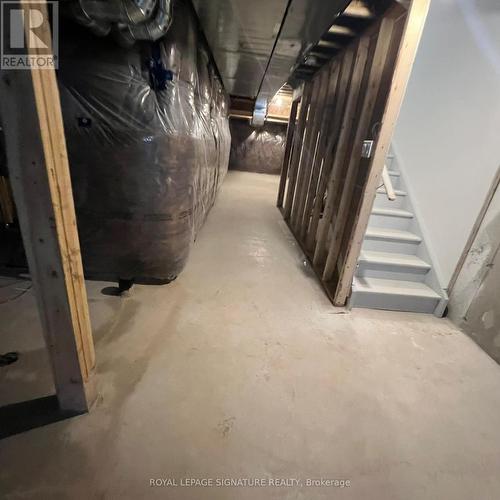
[449,176,500,363]
[229,119,287,175]
[392,0,500,287]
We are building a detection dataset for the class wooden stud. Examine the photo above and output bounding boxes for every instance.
[290,77,322,229]
[299,61,341,240]
[283,83,312,220]
[291,70,330,232]
[277,1,429,308]
[334,0,431,304]
[313,36,370,269]
[277,99,299,208]
[322,18,396,282]
[306,49,355,252]
[0,0,96,411]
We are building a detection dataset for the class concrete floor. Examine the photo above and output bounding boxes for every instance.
[2,171,500,499]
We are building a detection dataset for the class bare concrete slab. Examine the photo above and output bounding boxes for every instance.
[1,171,500,499]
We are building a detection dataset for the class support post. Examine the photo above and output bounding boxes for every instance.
[0,0,96,412]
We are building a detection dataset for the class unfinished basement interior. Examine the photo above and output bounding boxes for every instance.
[1,0,500,498]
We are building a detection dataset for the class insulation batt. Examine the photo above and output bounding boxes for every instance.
[229,119,287,175]
[58,0,231,284]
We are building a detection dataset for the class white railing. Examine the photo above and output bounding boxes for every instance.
[381,164,396,201]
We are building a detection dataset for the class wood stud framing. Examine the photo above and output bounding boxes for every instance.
[283,84,313,220]
[0,0,96,412]
[322,17,395,283]
[277,0,429,306]
[277,100,299,208]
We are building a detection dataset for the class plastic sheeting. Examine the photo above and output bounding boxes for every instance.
[58,0,231,284]
[229,119,287,175]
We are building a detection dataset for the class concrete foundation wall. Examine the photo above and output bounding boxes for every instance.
[449,178,500,363]
[392,0,500,287]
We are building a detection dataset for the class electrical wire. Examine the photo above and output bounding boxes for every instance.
[0,280,25,289]
[0,284,32,305]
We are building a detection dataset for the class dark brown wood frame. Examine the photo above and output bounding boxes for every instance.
[277,0,431,306]
[0,0,96,412]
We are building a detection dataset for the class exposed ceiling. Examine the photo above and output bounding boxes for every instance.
[258,0,353,99]
[192,0,357,100]
[289,0,394,82]
[191,0,290,98]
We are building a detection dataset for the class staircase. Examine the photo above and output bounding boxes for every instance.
[350,152,448,316]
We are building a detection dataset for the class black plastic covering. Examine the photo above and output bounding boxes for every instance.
[229,119,287,175]
[58,0,231,284]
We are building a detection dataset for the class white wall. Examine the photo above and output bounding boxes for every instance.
[392,0,500,287]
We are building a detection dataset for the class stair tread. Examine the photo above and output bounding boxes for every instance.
[365,227,421,242]
[353,277,441,299]
[360,250,431,269]
[372,207,413,218]
[376,187,407,196]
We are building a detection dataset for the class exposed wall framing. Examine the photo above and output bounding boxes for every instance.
[0,176,15,225]
[277,0,430,306]
[0,0,96,412]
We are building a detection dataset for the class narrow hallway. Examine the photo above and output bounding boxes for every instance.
[2,172,500,499]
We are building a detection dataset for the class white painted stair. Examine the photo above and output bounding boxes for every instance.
[350,153,448,316]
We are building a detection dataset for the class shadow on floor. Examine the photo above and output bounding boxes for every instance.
[0,395,83,440]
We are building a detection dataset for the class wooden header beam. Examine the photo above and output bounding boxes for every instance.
[0,0,96,412]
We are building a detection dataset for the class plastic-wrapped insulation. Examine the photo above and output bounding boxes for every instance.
[73,0,157,24]
[68,0,172,41]
[117,0,173,46]
[58,0,231,284]
[229,119,287,175]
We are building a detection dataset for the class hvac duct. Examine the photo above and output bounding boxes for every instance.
[72,0,156,24]
[117,0,173,46]
[68,0,172,43]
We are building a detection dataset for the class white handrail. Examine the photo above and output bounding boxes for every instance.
[382,165,396,201]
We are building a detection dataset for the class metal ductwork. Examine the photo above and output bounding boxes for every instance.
[116,0,173,46]
[72,0,156,24]
[68,0,172,43]
[251,97,267,127]
[192,0,359,100]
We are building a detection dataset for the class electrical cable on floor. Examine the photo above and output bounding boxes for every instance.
[0,280,25,289]
[0,284,32,305]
